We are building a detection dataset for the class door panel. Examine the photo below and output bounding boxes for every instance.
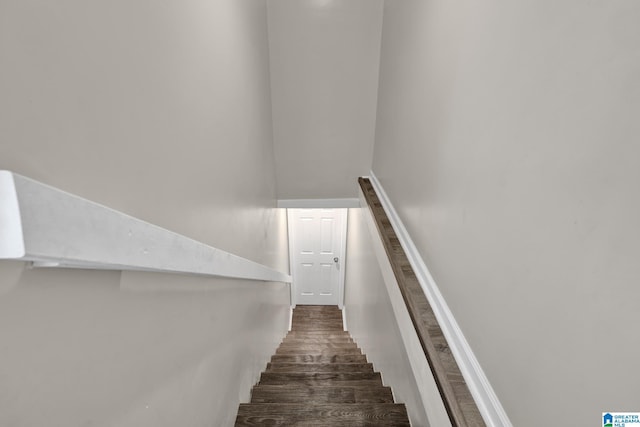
[288,208,347,306]
[320,217,334,254]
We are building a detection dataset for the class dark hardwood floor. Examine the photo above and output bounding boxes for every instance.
[234,305,411,426]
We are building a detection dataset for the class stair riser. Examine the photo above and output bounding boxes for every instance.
[292,320,343,323]
[278,343,358,350]
[292,316,342,320]
[282,336,354,342]
[284,334,352,339]
[291,323,343,328]
[270,355,368,364]
[275,348,362,355]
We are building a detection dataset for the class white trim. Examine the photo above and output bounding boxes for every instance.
[286,209,298,302]
[288,306,294,332]
[337,208,348,309]
[341,306,348,332]
[368,171,513,427]
[287,208,347,307]
[0,171,291,283]
[277,198,360,209]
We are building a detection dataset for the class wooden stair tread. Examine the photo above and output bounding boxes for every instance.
[235,403,410,426]
[250,385,394,403]
[291,323,343,328]
[292,311,343,316]
[292,317,343,323]
[286,332,351,338]
[292,305,342,311]
[266,362,374,373]
[280,338,356,344]
[284,334,352,339]
[271,354,368,364]
[278,342,358,349]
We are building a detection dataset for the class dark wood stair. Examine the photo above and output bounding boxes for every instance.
[234,305,411,426]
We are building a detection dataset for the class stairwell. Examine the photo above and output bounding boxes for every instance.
[234,305,411,426]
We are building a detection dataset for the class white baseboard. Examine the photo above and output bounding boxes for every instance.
[341,307,348,332]
[288,306,294,331]
[367,171,513,427]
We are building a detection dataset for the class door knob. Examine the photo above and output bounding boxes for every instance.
[334,257,339,263]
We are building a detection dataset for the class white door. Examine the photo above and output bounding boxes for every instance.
[288,208,347,306]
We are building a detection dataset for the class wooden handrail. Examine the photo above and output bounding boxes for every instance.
[358,177,486,427]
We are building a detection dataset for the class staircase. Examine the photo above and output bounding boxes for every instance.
[234,305,410,426]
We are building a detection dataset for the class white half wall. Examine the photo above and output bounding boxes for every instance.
[373,1,640,425]
[268,0,383,199]
[344,202,437,427]
[0,171,291,283]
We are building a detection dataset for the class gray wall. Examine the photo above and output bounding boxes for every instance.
[0,0,281,260]
[0,1,289,425]
[373,0,640,425]
[268,0,383,199]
